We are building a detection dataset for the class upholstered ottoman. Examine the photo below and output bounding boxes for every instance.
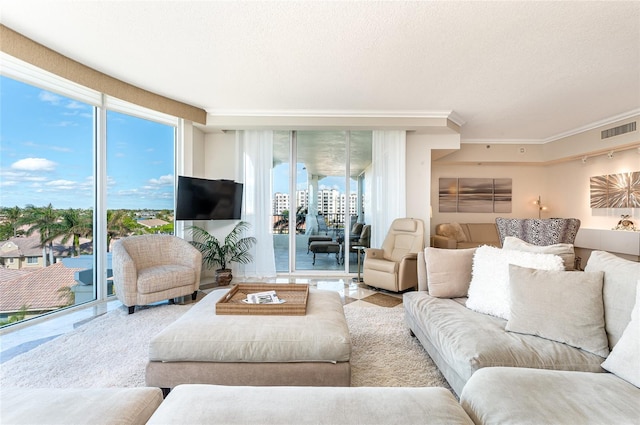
[308,240,342,264]
[147,384,474,425]
[0,387,163,425]
[146,287,351,390]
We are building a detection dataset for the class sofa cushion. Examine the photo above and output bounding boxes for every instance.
[0,387,163,425]
[465,223,498,245]
[148,384,474,425]
[425,247,475,298]
[137,265,197,294]
[601,281,640,387]
[502,236,575,270]
[466,245,564,320]
[460,367,640,425]
[437,222,467,242]
[506,265,609,358]
[584,250,640,349]
[403,292,606,392]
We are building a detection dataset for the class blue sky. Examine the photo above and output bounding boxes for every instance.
[0,76,175,210]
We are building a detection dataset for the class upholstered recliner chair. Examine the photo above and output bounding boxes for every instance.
[112,234,202,314]
[362,218,424,292]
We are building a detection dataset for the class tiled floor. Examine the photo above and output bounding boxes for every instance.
[0,278,402,364]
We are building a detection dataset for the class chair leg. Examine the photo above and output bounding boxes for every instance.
[128,306,135,315]
[191,291,198,300]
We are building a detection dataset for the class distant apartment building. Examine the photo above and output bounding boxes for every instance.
[273,190,359,218]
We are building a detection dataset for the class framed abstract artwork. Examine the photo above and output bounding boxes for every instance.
[590,171,640,208]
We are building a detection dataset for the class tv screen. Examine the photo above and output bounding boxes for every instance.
[176,176,243,220]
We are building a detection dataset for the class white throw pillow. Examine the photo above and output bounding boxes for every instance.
[502,236,576,270]
[466,245,564,320]
[601,281,640,388]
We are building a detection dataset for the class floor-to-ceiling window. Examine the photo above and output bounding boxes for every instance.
[0,57,178,327]
[271,130,372,274]
[0,75,96,324]
[105,110,176,295]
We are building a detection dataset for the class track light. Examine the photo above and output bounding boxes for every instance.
[581,156,587,164]
[607,151,614,159]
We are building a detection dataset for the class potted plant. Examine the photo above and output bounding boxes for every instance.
[189,221,257,286]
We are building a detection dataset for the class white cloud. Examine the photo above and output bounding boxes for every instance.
[148,174,174,186]
[66,101,86,110]
[38,91,62,105]
[46,179,76,188]
[11,158,57,171]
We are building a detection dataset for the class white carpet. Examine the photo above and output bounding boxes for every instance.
[0,301,449,390]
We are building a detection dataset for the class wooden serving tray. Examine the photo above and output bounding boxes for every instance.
[215,283,309,316]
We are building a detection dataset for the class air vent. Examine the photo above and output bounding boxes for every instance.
[601,122,636,139]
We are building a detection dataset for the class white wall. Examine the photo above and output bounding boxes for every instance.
[431,146,640,234]
[431,163,544,231]
[544,148,640,229]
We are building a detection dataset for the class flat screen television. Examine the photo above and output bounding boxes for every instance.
[175,176,243,220]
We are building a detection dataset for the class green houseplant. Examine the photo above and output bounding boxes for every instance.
[189,221,257,285]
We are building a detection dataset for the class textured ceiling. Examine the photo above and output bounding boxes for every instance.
[1,1,639,142]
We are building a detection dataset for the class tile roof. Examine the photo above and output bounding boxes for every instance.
[0,236,43,258]
[0,262,84,313]
[0,268,35,284]
[137,218,169,228]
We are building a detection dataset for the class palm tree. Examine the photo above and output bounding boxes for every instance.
[1,206,23,237]
[273,206,308,234]
[106,210,134,251]
[23,204,59,266]
[52,208,93,257]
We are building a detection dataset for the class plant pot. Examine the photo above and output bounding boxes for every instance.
[215,269,233,286]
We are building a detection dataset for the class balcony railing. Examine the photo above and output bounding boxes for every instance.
[272,213,349,234]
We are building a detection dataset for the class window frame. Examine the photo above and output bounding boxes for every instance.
[0,53,181,331]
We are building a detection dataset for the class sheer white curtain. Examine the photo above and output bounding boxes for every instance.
[235,130,276,279]
[369,130,407,248]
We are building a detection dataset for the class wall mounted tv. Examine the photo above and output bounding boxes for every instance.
[176,176,243,220]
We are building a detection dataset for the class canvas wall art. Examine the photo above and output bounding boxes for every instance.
[439,178,512,213]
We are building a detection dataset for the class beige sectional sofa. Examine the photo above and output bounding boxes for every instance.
[3,248,638,424]
[406,248,640,423]
[432,222,501,249]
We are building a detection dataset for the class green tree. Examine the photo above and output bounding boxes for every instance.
[106,210,135,251]
[23,204,59,266]
[273,206,307,234]
[52,208,93,257]
[1,206,23,238]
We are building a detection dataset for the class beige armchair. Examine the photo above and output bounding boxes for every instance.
[112,234,202,314]
[362,218,424,292]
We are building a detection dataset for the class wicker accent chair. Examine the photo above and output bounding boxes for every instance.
[112,234,202,314]
[362,218,424,292]
[495,218,581,246]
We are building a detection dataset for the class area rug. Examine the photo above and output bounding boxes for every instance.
[361,292,403,308]
[0,302,449,390]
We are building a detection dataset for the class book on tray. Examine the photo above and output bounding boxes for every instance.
[242,290,286,304]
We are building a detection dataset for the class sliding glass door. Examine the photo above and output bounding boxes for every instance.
[271,130,372,275]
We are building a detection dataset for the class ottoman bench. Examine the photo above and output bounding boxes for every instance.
[308,240,342,264]
[147,384,474,425]
[146,287,351,391]
[0,387,163,425]
[307,235,333,253]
